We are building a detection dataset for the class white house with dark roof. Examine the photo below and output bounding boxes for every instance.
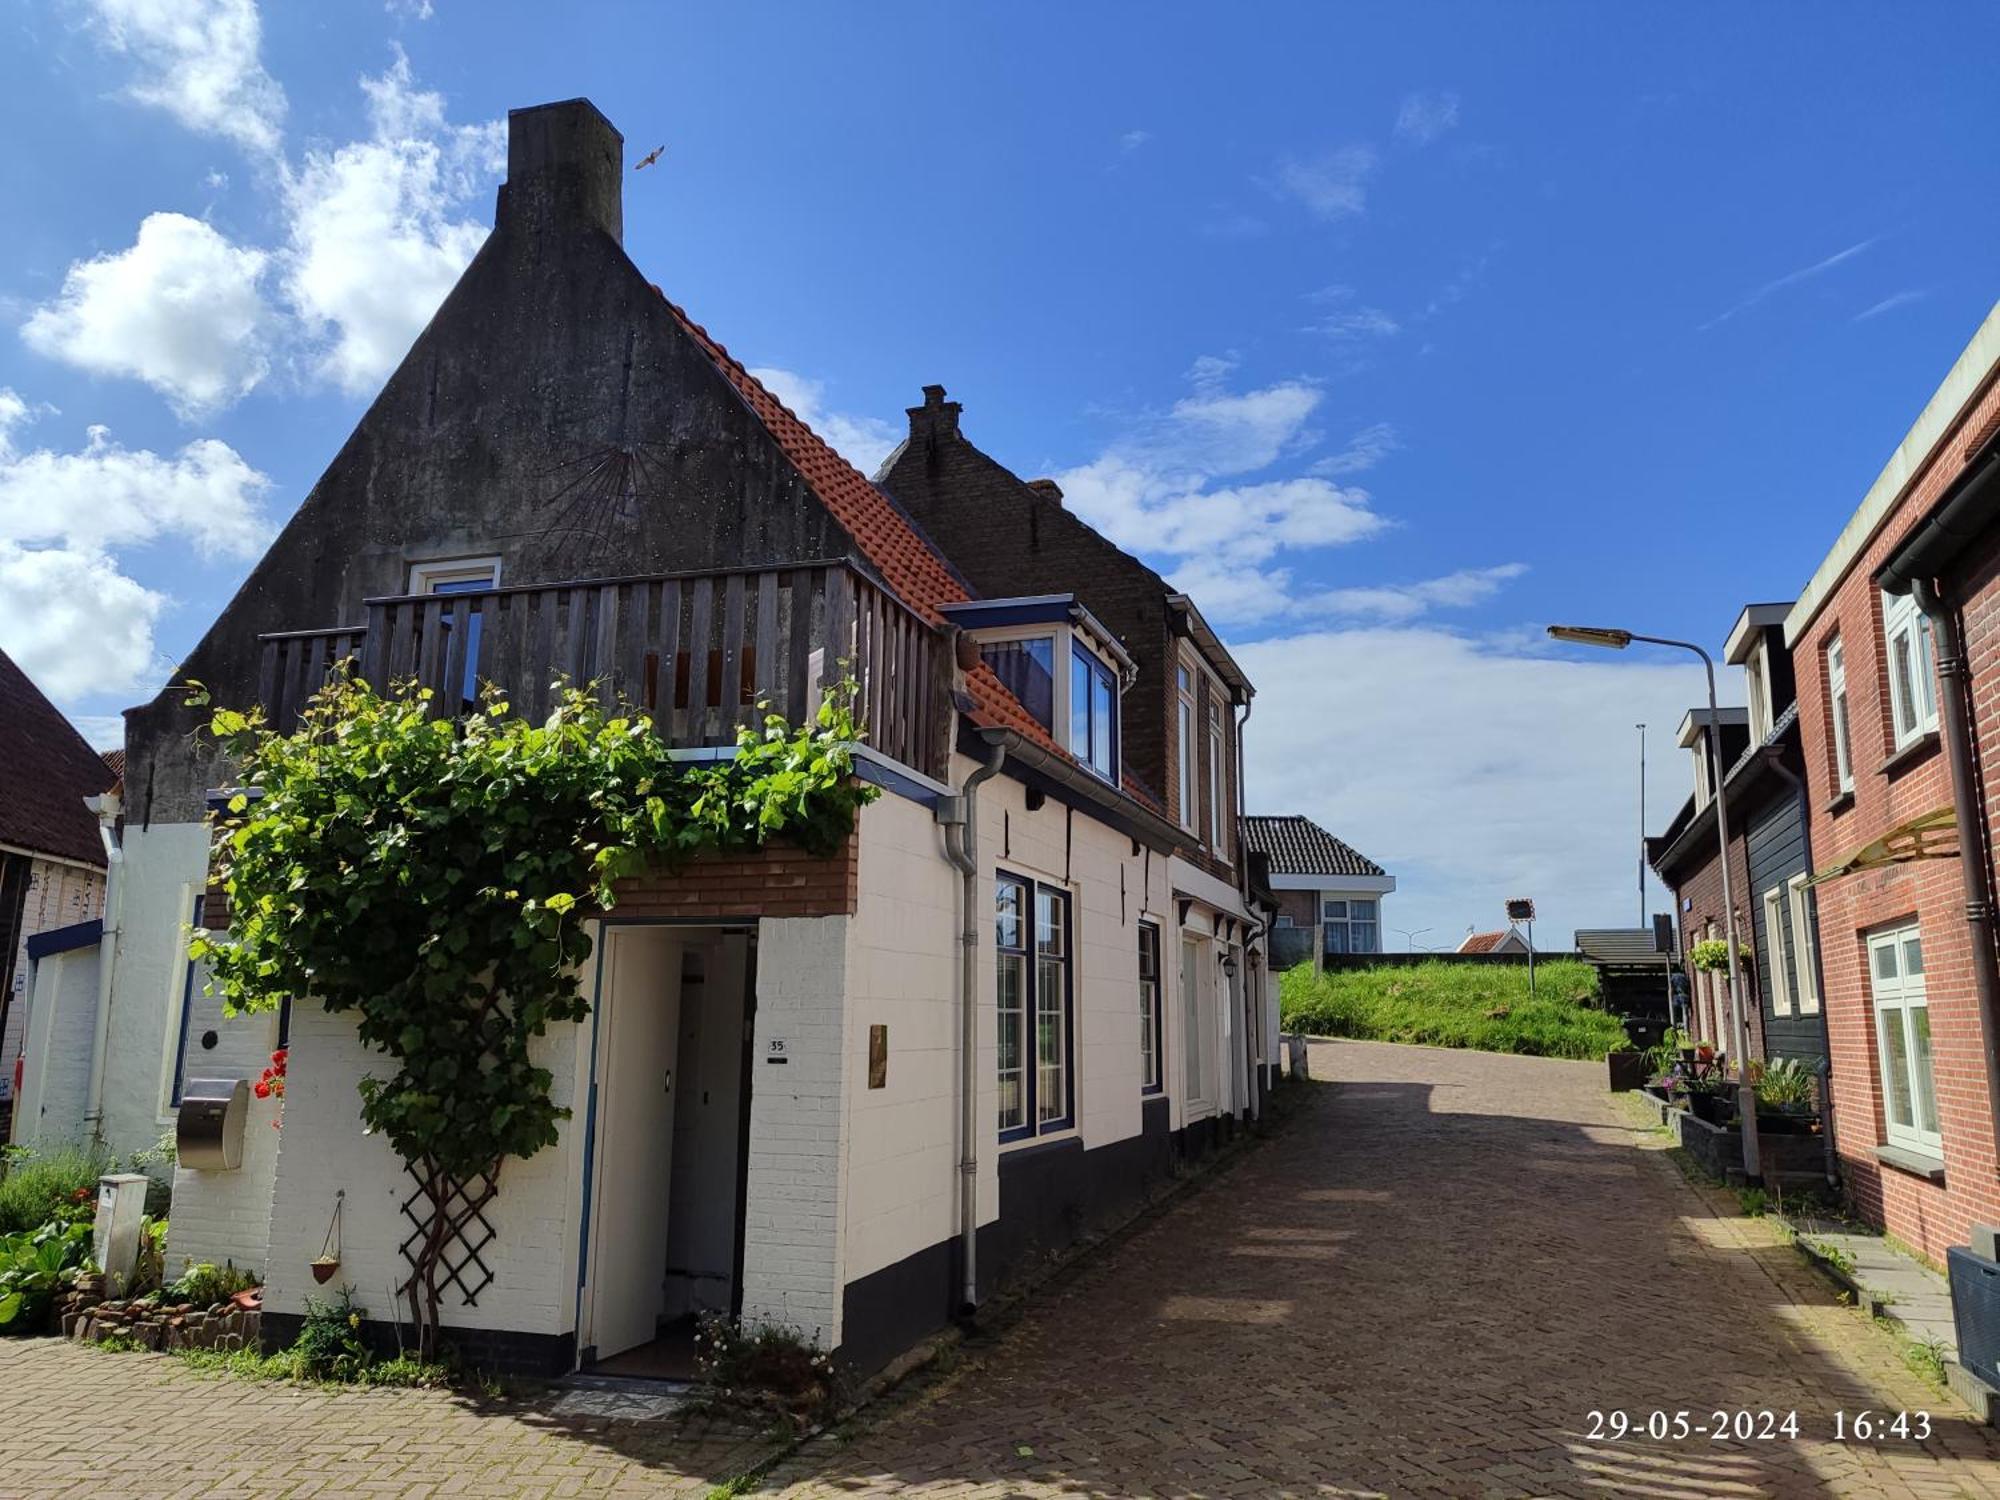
[1241,815,1394,966]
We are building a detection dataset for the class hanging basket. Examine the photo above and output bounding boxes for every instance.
[310,1190,343,1283]
[309,1255,340,1285]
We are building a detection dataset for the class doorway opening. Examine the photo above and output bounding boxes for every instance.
[577,923,756,1378]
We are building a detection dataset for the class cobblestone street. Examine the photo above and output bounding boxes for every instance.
[7,1041,2000,1497]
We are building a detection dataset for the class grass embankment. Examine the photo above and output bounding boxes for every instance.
[1279,959,1627,1060]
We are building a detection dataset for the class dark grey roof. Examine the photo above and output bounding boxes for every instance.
[1240,814,1387,878]
[1574,928,1671,966]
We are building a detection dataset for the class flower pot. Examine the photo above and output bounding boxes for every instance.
[1690,1091,1735,1127]
[310,1256,340,1285]
[1606,1051,1650,1092]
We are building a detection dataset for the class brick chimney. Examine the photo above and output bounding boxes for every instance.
[1025,478,1064,506]
[500,98,624,245]
[907,384,962,443]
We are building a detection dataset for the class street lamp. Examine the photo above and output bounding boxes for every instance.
[1548,623,1761,1182]
[1393,925,1433,953]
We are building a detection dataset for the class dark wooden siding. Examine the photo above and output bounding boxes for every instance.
[1744,783,1827,1064]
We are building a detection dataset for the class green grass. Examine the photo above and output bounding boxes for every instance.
[1278,959,1627,1060]
[0,1143,111,1234]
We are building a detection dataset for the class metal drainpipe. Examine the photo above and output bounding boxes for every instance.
[937,732,1007,1316]
[1912,577,2000,1156]
[1761,751,1840,1186]
[82,790,126,1141]
[1234,697,1262,1104]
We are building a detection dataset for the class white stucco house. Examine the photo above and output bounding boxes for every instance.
[84,98,1276,1378]
[1241,815,1396,967]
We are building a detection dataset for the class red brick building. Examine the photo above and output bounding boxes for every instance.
[1787,303,2000,1260]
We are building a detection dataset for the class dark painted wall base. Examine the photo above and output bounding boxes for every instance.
[262,1310,576,1378]
[835,1096,1239,1376]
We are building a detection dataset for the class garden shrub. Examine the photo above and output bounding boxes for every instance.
[0,1143,111,1235]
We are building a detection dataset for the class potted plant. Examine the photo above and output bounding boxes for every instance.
[1752,1058,1818,1134]
[1686,1073,1736,1127]
[1606,1042,1650,1092]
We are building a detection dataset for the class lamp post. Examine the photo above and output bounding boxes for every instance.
[1637,722,1647,931]
[1549,624,1760,1182]
[1393,925,1433,953]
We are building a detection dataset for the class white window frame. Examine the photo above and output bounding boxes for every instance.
[1762,886,1793,1018]
[409,555,502,594]
[1321,897,1380,955]
[1692,737,1714,810]
[1746,645,1771,744]
[1827,635,1855,794]
[1786,874,1819,1015]
[1882,589,1939,751]
[1176,664,1197,833]
[1869,923,1939,1156]
[1207,704,1226,856]
[1181,935,1215,1116]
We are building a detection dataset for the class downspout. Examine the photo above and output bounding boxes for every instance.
[1911,576,2000,1158]
[82,789,125,1142]
[937,729,1007,1317]
[1760,749,1840,1186]
[1234,696,1263,1105]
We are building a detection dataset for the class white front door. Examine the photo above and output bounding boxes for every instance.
[585,927,683,1360]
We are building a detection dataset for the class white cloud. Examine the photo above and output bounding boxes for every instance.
[67,714,130,751]
[21,212,270,418]
[1699,238,1877,332]
[281,50,503,395]
[1307,563,1528,621]
[84,0,286,157]
[1394,91,1460,146]
[1856,289,1927,322]
[1312,422,1399,477]
[386,0,435,17]
[1271,145,1378,221]
[0,543,163,700]
[748,367,900,477]
[1119,129,1152,152]
[0,391,274,701]
[1051,368,1405,627]
[1240,625,1725,954]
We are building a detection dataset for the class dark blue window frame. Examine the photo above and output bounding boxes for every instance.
[1139,919,1164,1095]
[997,869,1075,1143]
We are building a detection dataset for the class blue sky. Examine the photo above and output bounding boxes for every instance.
[3,2,1997,947]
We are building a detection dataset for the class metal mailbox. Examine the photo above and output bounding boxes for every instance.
[176,1078,250,1171]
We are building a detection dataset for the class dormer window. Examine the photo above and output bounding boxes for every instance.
[1069,640,1117,779]
[946,595,1130,786]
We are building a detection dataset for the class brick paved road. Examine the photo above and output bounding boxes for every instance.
[767,1041,2000,1498]
[6,1041,2000,1498]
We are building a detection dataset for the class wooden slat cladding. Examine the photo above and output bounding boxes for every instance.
[254,561,948,776]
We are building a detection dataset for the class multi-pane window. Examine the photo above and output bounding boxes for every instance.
[1762,886,1794,1017]
[1786,874,1820,1015]
[1870,923,1939,1156]
[1176,665,1196,832]
[1746,648,1770,743]
[1882,589,1939,751]
[982,637,1056,730]
[1827,636,1854,794]
[1322,898,1380,955]
[1207,706,1226,857]
[996,874,1071,1141]
[1069,641,1117,782]
[1138,921,1163,1094]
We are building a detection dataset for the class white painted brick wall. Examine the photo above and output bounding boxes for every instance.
[261,997,587,1336]
[739,913,849,1347]
[163,988,284,1278]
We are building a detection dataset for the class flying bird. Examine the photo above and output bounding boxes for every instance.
[635,145,665,171]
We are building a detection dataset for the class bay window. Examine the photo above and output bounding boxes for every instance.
[1069,641,1117,781]
[981,636,1055,730]
[997,873,1072,1141]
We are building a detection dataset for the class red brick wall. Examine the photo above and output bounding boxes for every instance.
[611,835,859,920]
[1667,818,1765,1061]
[1792,371,2000,1261]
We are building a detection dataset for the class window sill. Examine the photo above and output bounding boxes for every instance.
[1879,731,1940,780]
[1874,1143,1946,1185]
[1000,1127,1080,1158]
[1823,788,1855,816]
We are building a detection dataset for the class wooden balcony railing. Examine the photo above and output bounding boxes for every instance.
[255,560,951,778]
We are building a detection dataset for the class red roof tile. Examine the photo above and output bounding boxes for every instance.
[1459,930,1507,954]
[0,650,115,867]
[660,293,1070,763]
